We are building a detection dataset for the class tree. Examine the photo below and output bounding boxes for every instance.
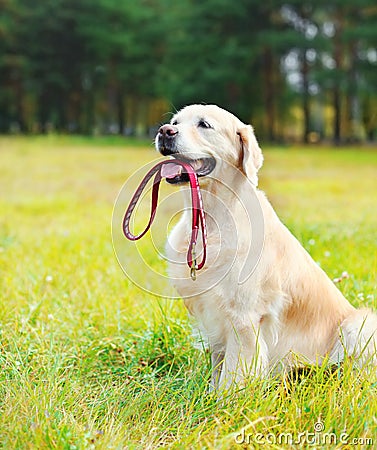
[313,0,377,143]
[159,0,296,140]
[0,0,27,131]
[0,0,375,140]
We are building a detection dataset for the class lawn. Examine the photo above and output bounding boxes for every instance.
[0,136,376,449]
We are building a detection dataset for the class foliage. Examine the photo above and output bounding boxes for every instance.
[0,137,376,447]
[0,0,376,140]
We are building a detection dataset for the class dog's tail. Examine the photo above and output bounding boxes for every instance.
[330,308,377,367]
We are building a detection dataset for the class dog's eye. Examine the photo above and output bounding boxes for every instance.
[172,120,178,125]
[198,119,212,129]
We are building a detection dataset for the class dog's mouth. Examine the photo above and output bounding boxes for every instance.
[161,155,216,184]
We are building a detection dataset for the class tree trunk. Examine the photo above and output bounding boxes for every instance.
[14,80,27,133]
[263,47,276,141]
[333,9,343,145]
[117,87,125,135]
[56,91,67,132]
[302,48,310,144]
[333,87,341,145]
[84,90,95,135]
[345,40,359,141]
[38,90,49,134]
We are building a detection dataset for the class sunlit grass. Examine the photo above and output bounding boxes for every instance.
[0,137,376,448]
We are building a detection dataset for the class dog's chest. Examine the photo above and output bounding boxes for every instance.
[166,220,242,297]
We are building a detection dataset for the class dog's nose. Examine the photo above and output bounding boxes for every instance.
[158,124,178,137]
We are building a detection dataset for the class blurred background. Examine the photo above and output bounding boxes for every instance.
[0,0,376,143]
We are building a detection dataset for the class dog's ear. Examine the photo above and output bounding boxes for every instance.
[237,125,263,186]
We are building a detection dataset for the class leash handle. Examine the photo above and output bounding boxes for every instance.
[122,160,207,279]
[122,164,162,240]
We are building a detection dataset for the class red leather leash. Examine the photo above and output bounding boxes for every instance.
[122,160,207,280]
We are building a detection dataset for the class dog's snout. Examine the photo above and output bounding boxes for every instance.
[158,124,178,137]
[157,124,179,155]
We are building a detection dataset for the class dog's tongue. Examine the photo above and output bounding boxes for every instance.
[160,163,183,179]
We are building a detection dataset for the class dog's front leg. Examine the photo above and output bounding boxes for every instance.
[210,349,225,391]
[218,324,268,390]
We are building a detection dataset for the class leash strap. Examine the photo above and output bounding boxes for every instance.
[122,163,162,241]
[122,160,207,280]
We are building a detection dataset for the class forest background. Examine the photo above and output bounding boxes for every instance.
[1,0,376,143]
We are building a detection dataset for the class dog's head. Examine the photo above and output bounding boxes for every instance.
[155,104,263,186]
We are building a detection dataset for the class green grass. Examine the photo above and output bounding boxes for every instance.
[0,137,376,449]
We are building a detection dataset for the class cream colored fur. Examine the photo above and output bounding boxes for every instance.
[157,104,377,390]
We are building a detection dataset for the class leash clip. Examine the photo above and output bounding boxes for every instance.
[190,243,197,281]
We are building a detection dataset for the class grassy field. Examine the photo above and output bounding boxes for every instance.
[0,136,376,449]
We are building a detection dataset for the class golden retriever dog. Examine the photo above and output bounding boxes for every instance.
[155,104,377,390]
